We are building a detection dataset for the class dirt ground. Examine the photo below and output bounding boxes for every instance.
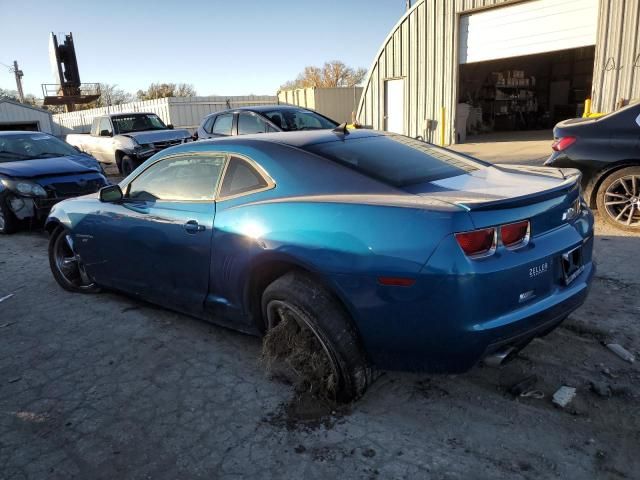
[0,212,638,480]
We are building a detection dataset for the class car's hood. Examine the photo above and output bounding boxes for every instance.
[120,129,190,143]
[405,165,576,209]
[0,154,101,179]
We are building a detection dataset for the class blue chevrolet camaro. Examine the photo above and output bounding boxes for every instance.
[46,129,594,401]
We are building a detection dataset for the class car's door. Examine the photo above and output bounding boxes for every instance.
[92,117,115,163]
[208,113,234,138]
[87,153,225,312]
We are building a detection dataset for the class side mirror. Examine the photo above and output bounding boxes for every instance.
[99,184,123,203]
[167,124,174,130]
[100,129,112,137]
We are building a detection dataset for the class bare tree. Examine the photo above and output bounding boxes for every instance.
[99,84,135,106]
[0,88,39,106]
[136,83,197,100]
[74,84,134,111]
[281,61,367,89]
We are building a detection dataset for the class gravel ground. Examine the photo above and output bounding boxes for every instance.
[0,216,639,480]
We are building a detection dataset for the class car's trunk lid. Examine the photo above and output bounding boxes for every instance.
[405,165,581,235]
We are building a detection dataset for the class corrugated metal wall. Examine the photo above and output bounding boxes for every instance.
[592,0,640,112]
[357,0,640,144]
[278,87,363,123]
[53,95,277,134]
[0,100,54,133]
[278,89,316,110]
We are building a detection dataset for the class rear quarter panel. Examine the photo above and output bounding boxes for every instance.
[209,197,473,322]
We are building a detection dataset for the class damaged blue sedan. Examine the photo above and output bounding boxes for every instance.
[0,131,108,233]
[45,129,594,401]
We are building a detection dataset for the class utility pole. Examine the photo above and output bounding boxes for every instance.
[13,61,24,103]
[406,0,411,11]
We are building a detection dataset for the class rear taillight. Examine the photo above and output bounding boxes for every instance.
[455,228,496,257]
[456,220,531,258]
[551,136,576,152]
[501,220,530,248]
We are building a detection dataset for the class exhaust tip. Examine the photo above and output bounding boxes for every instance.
[483,346,517,367]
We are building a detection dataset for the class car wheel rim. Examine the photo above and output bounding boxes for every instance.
[264,299,340,399]
[54,233,96,290]
[604,175,640,227]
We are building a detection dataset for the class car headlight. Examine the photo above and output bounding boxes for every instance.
[0,178,47,197]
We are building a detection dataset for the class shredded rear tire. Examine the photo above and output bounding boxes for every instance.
[261,271,371,403]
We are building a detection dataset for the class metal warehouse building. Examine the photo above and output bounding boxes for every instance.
[0,98,55,134]
[356,0,640,144]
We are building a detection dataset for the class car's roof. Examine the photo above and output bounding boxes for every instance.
[0,131,52,136]
[196,128,384,149]
[205,104,315,118]
[237,104,308,113]
[106,112,156,117]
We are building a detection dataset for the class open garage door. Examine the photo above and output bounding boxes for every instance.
[457,0,599,139]
[459,0,598,64]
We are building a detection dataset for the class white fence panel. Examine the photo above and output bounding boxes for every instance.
[167,95,278,131]
[53,95,278,134]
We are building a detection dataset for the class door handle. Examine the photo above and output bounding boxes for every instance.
[183,220,206,233]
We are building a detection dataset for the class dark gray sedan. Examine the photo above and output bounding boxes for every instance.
[195,105,338,140]
[545,101,640,230]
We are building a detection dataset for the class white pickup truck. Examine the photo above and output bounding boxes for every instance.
[66,113,192,175]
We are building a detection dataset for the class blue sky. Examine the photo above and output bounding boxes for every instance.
[0,0,404,97]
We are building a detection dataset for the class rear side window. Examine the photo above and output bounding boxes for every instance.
[98,117,112,135]
[203,115,216,133]
[219,156,269,198]
[212,114,233,136]
[304,135,480,187]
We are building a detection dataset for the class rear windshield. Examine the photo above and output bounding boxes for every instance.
[304,134,481,187]
[262,109,337,131]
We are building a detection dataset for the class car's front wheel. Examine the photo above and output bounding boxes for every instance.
[261,271,371,403]
[121,155,137,177]
[596,166,640,230]
[0,199,18,234]
[48,226,100,293]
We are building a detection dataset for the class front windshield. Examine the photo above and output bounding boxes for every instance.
[0,133,79,162]
[112,114,167,134]
[263,109,337,131]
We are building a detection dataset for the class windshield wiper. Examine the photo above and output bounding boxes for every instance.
[0,150,33,159]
